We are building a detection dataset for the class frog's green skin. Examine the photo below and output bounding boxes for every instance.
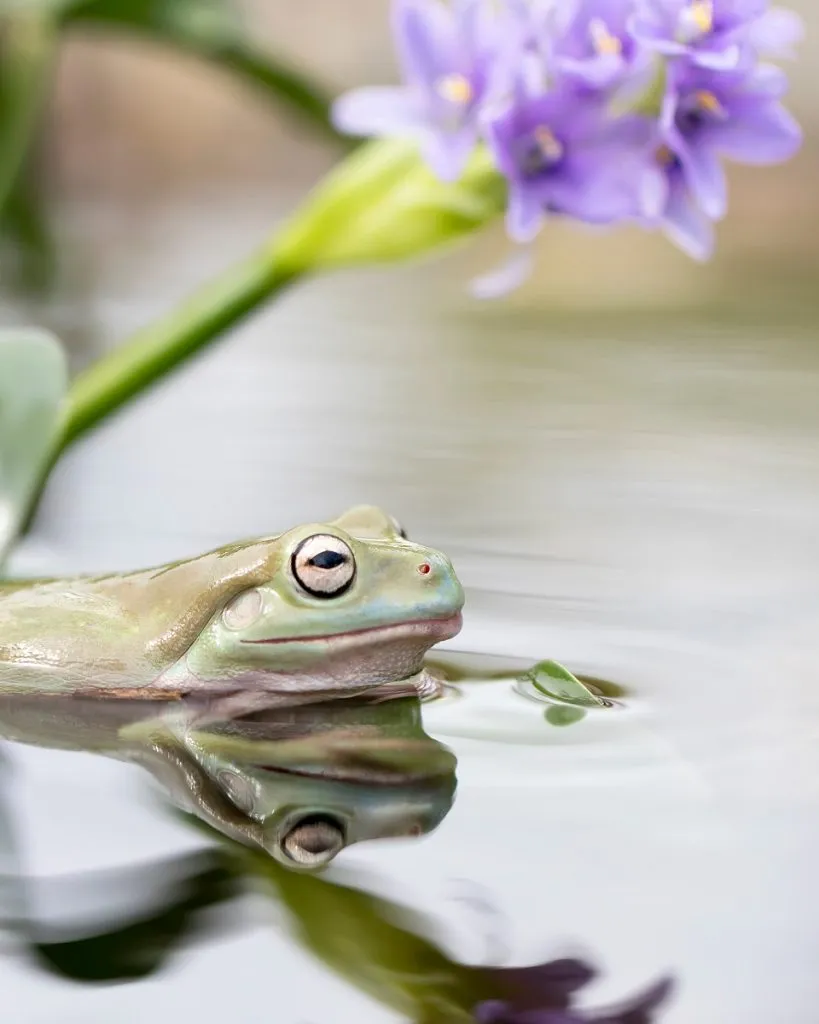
[0,689,456,868]
[0,507,464,710]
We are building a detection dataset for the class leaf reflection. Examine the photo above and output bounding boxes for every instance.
[29,851,240,983]
[0,817,675,1023]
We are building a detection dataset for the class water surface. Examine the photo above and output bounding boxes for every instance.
[3,194,819,1022]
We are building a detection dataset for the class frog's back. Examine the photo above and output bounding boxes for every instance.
[0,536,283,696]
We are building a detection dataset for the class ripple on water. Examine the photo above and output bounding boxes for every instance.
[420,650,645,747]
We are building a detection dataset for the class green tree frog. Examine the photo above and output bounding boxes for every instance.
[0,506,464,724]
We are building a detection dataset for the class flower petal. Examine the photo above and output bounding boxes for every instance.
[728,0,769,21]
[331,86,422,136]
[392,0,458,87]
[742,62,789,100]
[506,186,545,242]
[747,7,804,58]
[473,1001,509,1024]
[469,244,535,299]
[640,165,670,220]
[710,102,803,164]
[692,43,743,69]
[558,53,625,90]
[420,124,477,180]
[680,143,727,218]
[663,180,715,261]
[593,975,676,1024]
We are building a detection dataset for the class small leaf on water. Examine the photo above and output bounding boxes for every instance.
[0,328,67,568]
[544,705,586,728]
[523,660,606,709]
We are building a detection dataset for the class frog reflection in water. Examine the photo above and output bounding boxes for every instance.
[0,689,457,869]
[0,506,464,726]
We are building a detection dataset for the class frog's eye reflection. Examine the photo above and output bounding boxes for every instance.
[281,814,346,867]
[292,534,355,598]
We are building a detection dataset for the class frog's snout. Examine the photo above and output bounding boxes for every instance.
[411,547,465,622]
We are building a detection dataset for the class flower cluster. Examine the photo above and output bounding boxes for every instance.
[332,0,803,295]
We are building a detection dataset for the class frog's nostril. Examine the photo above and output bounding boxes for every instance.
[417,562,432,576]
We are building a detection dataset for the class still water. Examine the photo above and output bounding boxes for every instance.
[2,193,819,1022]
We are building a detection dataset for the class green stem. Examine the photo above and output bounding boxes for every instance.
[20,247,299,534]
[59,251,299,450]
[0,11,57,221]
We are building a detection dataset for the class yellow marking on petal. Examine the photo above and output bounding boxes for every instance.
[589,18,622,56]
[436,73,473,105]
[694,89,727,117]
[689,0,713,34]
[656,144,677,166]
[533,125,564,163]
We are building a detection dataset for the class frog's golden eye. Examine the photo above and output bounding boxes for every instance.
[292,534,355,598]
[222,588,262,630]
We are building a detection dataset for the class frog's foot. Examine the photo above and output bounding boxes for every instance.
[358,668,445,703]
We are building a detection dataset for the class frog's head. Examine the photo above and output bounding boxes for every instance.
[176,506,464,690]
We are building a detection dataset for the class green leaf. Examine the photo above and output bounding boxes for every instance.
[0,9,57,226]
[522,660,607,709]
[0,165,56,297]
[0,328,67,568]
[273,138,507,272]
[61,0,241,47]
[544,705,586,728]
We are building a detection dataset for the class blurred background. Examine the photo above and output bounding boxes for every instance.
[2,2,819,1022]
[39,0,819,316]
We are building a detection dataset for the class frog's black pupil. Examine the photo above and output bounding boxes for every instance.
[309,550,346,570]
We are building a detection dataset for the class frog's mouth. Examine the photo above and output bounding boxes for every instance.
[240,611,462,647]
[211,736,458,786]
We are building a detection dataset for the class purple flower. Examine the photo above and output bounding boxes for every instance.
[332,0,516,181]
[630,0,803,70]
[640,60,802,257]
[629,0,771,70]
[483,77,655,243]
[470,958,675,1023]
[746,5,804,60]
[547,0,653,92]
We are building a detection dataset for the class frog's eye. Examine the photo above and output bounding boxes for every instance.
[222,588,262,630]
[281,813,346,867]
[292,534,355,598]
